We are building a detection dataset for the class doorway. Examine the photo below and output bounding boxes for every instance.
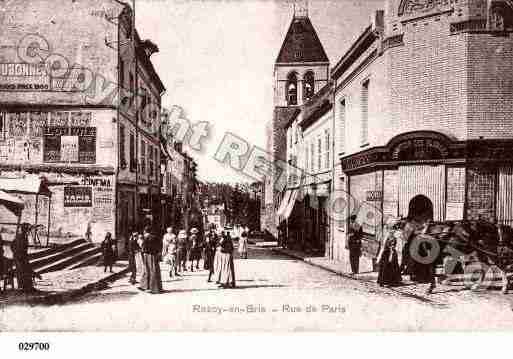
[408,195,434,223]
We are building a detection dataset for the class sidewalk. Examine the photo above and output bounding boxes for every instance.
[272,247,513,307]
[0,262,129,306]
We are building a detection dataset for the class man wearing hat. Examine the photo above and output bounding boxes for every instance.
[189,228,202,271]
[177,230,189,273]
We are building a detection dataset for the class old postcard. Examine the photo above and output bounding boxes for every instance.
[1,0,513,336]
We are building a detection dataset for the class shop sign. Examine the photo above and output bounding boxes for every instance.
[64,186,93,207]
[366,190,383,202]
[391,138,448,161]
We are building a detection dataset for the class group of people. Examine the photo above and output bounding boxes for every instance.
[347,215,437,294]
[119,224,250,294]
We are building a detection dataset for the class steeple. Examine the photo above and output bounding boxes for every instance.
[275,9,329,64]
[273,2,329,107]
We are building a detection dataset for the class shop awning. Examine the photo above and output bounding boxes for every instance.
[0,175,51,196]
[0,190,25,216]
[282,189,299,220]
[276,190,292,218]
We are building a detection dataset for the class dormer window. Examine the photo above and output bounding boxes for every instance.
[303,71,314,101]
[287,72,298,106]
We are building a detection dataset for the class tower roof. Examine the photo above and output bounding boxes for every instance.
[276,16,329,64]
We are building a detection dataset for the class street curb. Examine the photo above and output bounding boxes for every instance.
[272,247,365,282]
[4,267,130,306]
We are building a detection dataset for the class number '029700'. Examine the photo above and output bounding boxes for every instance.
[18,342,50,351]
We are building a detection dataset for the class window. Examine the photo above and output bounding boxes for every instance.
[140,88,148,124]
[129,132,136,172]
[154,147,159,178]
[310,142,315,172]
[303,71,315,102]
[325,129,330,170]
[361,79,369,145]
[305,145,309,173]
[119,123,126,168]
[317,137,322,171]
[129,72,134,98]
[339,99,346,154]
[289,129,293,149]
[0,112,4,140]
[286,72,298,106]
[149,144,154,178]
[140,140,146,175]
[119,59,124,88]
[294,126,299,144]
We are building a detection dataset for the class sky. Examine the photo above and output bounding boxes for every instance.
[135,0,383,183]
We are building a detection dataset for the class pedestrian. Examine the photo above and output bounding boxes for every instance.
[0,234,4,280]
[101,232,116,273]
[162,227,178,278]
[347,215,362,274]
[189,228,202,271]
[238,231,248,259]
[204,227,218,282]
[128,230,140,284]
[139,226,162,294]
[12,223,36,292]
[376,234,402,287]
[177,230,188,272]
[215,231,236,288]
[136,233,145,280]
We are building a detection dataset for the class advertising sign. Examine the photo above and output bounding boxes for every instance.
[0,63,50,91]
[64,186,93,207]
[61,136,79,162]
[43,126,96,163]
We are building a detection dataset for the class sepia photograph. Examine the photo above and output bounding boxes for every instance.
[2,0,513,340]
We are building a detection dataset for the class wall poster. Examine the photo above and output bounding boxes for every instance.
[43,126,96,163]
[63,186,93,207]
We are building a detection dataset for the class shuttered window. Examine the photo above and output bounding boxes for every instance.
[339,99,346,154]
[317,137,322,171]
[119,123,126,168]
[361,79,369,145]
[325,129,330,170]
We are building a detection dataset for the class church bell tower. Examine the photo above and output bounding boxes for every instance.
[262,1,330,237]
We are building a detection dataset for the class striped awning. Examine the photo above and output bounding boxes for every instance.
[276,190,292,218]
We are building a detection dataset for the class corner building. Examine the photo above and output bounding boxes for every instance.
[332,0,513,272]
[0,0,164,248]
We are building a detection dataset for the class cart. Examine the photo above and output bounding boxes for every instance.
[407,220,513,293]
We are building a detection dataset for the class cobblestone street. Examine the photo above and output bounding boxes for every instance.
[2,245,513,331]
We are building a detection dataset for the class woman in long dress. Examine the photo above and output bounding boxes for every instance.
[162,228,178,279]
[139,229,162,294]
[238,231,248,259]
[377,234,402,287]
[101,232,115,273]
[216,232,236,288]
[204,229,218,282]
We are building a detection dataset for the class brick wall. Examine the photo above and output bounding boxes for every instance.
[467,33,513,139]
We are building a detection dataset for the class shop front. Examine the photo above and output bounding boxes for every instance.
[340,130,513,271]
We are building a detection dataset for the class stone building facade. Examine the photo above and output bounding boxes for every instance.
[282,83,334,255]
[332,0,513,272]
[0,0,165,250]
